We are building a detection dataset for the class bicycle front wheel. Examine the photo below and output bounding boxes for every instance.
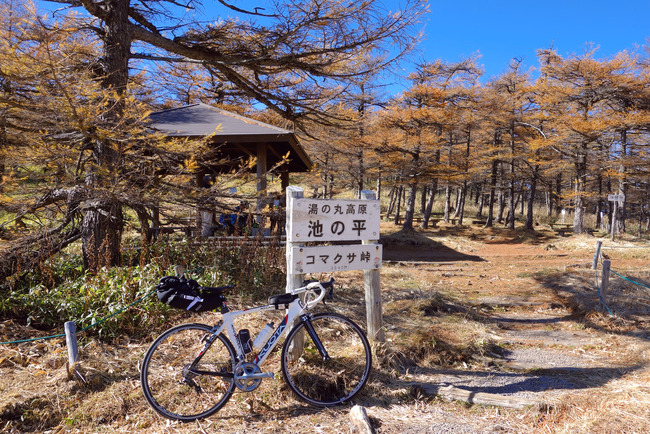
[140,323,236,421]
[280,312,372,406]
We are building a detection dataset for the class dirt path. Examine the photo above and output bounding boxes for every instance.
[376,231,650,432]
[1,230,648,433]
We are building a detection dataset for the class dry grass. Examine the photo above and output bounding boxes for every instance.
[529,367,650,432]
[1,229,649,433]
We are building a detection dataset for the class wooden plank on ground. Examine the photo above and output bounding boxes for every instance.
[407,383,544,410]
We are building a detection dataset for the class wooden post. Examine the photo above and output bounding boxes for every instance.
[361,190,384,342]
[256,143,268,215]
[601,260,611,301]
[64,321,79,368]
[280,169,290,192]
[286,186,304,293]
[593,240,603,270]
[286,186,305,358]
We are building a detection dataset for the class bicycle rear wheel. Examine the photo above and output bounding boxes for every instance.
[280,312,372,406]
[140,323,236,421]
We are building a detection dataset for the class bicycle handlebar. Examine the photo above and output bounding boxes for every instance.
[292,278,335,308]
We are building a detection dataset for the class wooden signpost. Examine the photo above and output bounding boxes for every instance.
[286,186,384,342]
[608,193,625,241]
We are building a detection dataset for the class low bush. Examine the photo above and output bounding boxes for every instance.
[0,237,286,339]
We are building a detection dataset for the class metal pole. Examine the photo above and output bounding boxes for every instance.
[593,240,603,270]
[64,321,78,367]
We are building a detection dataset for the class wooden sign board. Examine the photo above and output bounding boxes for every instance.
[287,198,381,242]
[608,194,625,202]
[288,244,382,274]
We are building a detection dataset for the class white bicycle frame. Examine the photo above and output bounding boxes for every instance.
[210,281,327,368]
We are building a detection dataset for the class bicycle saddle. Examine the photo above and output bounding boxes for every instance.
[268,293,298,307]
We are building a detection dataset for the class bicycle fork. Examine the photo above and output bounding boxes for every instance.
[300,314,331,361]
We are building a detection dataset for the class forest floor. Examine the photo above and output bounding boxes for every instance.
[1,223,649,433]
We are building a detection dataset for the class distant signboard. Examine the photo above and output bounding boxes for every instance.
[288,244,382,274]
[608,194,625,202]
[287,198,381,242]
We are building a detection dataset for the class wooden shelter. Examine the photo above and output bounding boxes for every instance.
[148,103,313,200]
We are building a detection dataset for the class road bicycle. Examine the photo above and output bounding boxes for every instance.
[140,278,372,421]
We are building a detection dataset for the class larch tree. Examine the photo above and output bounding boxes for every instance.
[7,0,426,273]
[598,52,650,234]
[537,48,624,234]
[483,59,540,229]
[0,3,131,276]
[379,58,482,230]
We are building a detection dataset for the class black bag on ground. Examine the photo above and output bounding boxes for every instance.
[156,276,225,312]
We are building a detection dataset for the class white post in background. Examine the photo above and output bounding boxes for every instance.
[611,201,618,241]
[361,190,384,342]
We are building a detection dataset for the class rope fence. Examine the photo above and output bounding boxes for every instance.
[0,288,157,346]
[593,240,650,316]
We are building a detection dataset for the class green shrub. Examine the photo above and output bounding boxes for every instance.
[0,238,286,339]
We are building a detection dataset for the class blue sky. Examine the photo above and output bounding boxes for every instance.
[420,0,649,80]
[36,0,649,91]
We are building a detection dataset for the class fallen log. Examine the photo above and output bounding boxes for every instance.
[408,383,545,410]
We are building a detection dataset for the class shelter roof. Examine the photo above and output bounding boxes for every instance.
[148,103,312,172]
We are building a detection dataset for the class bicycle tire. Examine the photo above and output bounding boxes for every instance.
[140,323,236,421]
[280,312,372,406]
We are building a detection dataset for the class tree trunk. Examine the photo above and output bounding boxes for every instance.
[80,0,132,271]
[0,114,6,194]
[393,185,403,225]
[386,184,397,219]
[497,189,506,224]
[572,145,588,234]
[421,178,438,229]
[525,166,539,230]
[456,183,467,225]
[617,131,628,234]
[356,90,366,199]
[507,167,516,228]
[403,182,417,230]
[322,152,330,199]
[596,174,603,230]
[485,159,498,227]
[376,173,381,200]
[476,187,485,218]
[420,186,427,214]
[421,150,440,229]
[81,198,124,270]
[555,172,562,217]
[444,183,452,223]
